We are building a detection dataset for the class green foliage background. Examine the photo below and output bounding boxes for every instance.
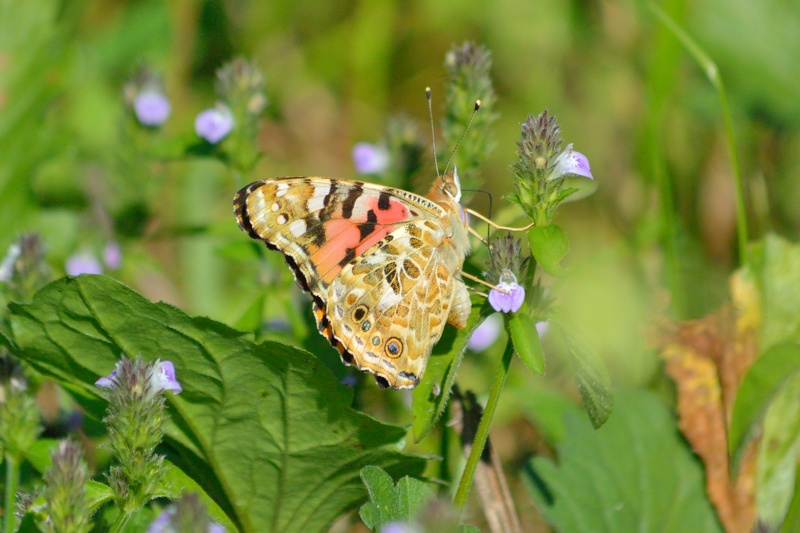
[3,0,800,531]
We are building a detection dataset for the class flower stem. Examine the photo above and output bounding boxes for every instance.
[109,509,132,533]
[4,452,19,533]
[454,337,514,509]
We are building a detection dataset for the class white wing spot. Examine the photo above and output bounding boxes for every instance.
[277,214,288,225]
[275,183,290,198]
[307,196,325,212]
[289,219,306,237]
[271,202,281,212]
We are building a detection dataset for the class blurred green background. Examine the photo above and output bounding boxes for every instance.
[3,0,800,434]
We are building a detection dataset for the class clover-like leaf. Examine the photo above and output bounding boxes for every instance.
[10,275,424,533]
[359,466,435,531]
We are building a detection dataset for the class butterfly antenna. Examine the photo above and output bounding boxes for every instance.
[442,99,481,176]
[426,87,440,178]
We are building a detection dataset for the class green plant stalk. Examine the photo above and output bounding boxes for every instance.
[4,452,19,533]
[109,508,132,533]
[650,3,749,264]
[454,337,514,509]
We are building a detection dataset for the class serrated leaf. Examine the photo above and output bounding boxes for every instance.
[412,298,495,441]
[526,389,723,533]
[85,480,115,513]
[358,466,434,531]
[528,224,569,277]
[729,343,800,469]
[557,322,613,428]
[10,275,424,533]
[508,310,545,375]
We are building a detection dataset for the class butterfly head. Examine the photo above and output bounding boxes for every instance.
[429,166,462,203]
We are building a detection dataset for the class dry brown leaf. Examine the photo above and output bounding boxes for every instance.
[659,272,760,533]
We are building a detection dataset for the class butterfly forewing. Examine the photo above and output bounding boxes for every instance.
[234,175,471,389]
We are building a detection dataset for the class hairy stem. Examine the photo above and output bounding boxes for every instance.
[454,338,514,509]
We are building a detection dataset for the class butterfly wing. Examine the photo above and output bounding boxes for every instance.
[234,177,470,388]
[325,220,472,388]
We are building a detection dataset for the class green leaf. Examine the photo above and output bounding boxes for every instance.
[526,389,723,533]
[528,224,569,277]
[557,321,614,428]
[10,275,424,533]
[756,375,800,527]
[156,460,238,533]
[507,309,545,375]
[729,342,800,470]
[232,292,265,333]
[412,298,495,441]
[22,438,59,472]
[85,480,115,514]
[750,234,800,350]
[358,466,434,531]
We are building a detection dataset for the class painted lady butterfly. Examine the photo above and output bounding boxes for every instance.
[233,171,471,389]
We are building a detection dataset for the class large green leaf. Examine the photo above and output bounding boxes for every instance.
[750,234,800,350]
[10,275,424,533]
[411,297,495,441]
[526,390,722,533]
[728,343,800,469]
[756,375,800,528]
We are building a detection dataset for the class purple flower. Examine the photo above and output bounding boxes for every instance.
[134,91,171,127]
[488,270,525,314]
[0,243,21,282]
[66,253,103,275]
[95,368,118,389]
[151,360,182,394]
[468,314,502,351]
[352,142,389,174]
[536,321,549,338]
[103,241,122,270]
[552,145,593,181]
[381,522,420,533]
[195,106,233,144]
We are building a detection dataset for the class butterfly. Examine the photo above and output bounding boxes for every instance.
[233,171,472,389]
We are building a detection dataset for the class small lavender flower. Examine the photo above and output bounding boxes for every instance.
[467,314,502,351]
[66,253,103,276]
[552,145,592,181]
[146,493,224,533]
[536,321,550,338]
[488,270,525,314]
[195,106,234,144]
[96,357,180,511]
[352,142,389,174]
[134,91,171,127]
[0,234,50,301]
[381,522,421,533]
[0,243,20,282]
[103,241,122,270]
[151,360,182,394]
[96,359,181,396]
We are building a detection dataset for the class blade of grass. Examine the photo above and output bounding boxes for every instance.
[649,2,749,265]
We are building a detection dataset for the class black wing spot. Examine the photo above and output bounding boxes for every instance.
[378,192,391,210]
